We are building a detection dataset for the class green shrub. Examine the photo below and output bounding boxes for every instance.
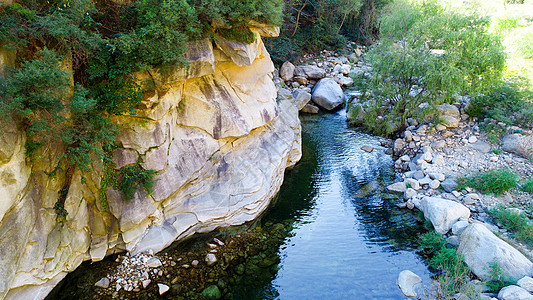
[485,260,513,292]
[458,169,519,196]
[489,205,533,246]
[467,82,533,131]
[353,0,505,136]
[418,232,473,298]
[117,164,156,200]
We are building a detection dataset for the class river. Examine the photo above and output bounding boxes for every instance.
[49,109,432,300]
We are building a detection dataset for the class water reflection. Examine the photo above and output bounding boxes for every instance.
[256,111,431,299]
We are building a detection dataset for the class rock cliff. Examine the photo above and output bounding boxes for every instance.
[0,27,301,299]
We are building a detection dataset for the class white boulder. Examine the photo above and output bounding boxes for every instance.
[417,196,470,234]
[459,223,533,282]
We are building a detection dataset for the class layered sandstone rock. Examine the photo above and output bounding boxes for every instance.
[0,29,301,300]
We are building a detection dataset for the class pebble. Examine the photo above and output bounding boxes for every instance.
[158,283,170,295]
[205,253,217,266]
[95,277,110,289]
[429,179,440,190]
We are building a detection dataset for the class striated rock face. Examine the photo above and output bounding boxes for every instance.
[0,29,301,300]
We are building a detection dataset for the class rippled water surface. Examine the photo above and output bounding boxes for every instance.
[250,110,432,299]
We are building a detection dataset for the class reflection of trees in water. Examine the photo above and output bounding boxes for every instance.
[340,166,424,251]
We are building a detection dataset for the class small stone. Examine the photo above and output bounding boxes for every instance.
[397,270,422,297]
[146,257,162,268]
[468,136,478,143]
[406,201,415,210]
[432,140,446,150]
[142,279,151,289]
[421,152,433,162]
[432,154,444,165]
[206,253,217,266]
[191,260,199,267]
[387,182,407,194]
[158,283,170,295]
[443,131,454,138]
[400,155,411,162]
[95,277,110,289]
[441,178,458,193]
[182,264,190,268]
[436,124,447,131]
[404,188,417,200]
[404,131,413,142]
[428,173,444,182]
[429,179,440,190]
[213,238,224,246]
[452,220,469,235]
[413,171,425,180]
[361,146,374,153]
[518,276,533,293]
[406,178,421,190]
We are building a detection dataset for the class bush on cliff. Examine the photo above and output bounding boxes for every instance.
[351,0,505,137]
[0,0,284,217]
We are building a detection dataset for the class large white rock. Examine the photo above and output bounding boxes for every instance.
[280,61,295,81]
[294,65,326,79]
[417,196,470,234]
[459,223,533,282]
[502,134,533,158]
[498,285,533,300]
[311,78,345,110]
[438,104,460,128]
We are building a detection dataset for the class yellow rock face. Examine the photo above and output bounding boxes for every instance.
[0,29,300,300]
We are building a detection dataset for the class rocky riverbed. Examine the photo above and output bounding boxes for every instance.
[48,221,293,300]
[375,92,533,299]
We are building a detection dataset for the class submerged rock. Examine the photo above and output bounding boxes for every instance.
[201,285,222,300]
[397,270,422,297]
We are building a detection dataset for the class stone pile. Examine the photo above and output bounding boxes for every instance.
[95,238,225,296]
[275,44,366,113]
[385,93,533,299]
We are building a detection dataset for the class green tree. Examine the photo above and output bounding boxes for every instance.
[352,0,505,136]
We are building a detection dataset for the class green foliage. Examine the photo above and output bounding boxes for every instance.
[353,0,505,136]
[54,186,69,223]
[467,82,533,130]
[100,161,156,203]
[117,164,156,200]
[0,49,70,155]
[485,260,512,292]
[267,0,364,61]
[458,169,519,196]
[489,205,533,246]
[418,232,473,298]
[0,0,281,221]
